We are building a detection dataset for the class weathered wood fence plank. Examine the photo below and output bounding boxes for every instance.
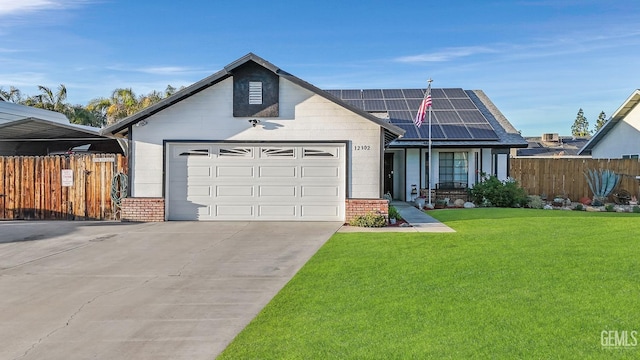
[0,154,127,220]
[510,158,640,200]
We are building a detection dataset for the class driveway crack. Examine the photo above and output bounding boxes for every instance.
[13,276,158,360]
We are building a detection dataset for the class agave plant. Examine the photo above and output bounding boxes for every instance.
[584,169,621,204]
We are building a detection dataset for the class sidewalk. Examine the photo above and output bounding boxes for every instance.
[338,201,455,233]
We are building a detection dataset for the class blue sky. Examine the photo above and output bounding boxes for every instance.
[1,0,639,135]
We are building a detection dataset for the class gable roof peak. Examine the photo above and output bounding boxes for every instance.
[224,52,281,74]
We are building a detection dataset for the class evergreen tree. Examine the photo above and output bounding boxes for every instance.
[593,111,607,134]
[571,108,589,137]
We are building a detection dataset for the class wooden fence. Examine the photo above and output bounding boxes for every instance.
[510,158,640,200]
[0,154,127,220]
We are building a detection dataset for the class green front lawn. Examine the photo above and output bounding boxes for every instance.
[218,209,640,359]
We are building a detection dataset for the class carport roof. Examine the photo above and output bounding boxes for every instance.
[0,117,104,140]
[101,53,406,140]
[0,101,108,141]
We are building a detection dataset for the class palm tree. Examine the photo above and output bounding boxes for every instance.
[88,88,141,125]
[0,86,24,103]
[25,84,74,117]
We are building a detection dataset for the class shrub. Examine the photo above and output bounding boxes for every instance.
[605,204,615,212]
[528,195,545,209]
[574,204,584,211]
[388,205,402,220]
[349,212,387,227]
[470,175,528,208]
[633,205,640,214]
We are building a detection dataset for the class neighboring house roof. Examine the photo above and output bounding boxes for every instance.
[101,53,405,144]
[517,136,590,157]
[579,89,640,155]
[326,87,528,148]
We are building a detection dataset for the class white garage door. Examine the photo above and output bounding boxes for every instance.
[166,143,345,221]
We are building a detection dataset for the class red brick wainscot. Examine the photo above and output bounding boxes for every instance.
[345,198,389,223]
[121,197,165,222]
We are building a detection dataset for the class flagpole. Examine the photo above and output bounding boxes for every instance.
[427,78,433,206]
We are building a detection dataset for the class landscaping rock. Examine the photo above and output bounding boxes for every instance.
[454,199,465,207]
[463,202,475,208]
[543,204,553,210]
[586,206,600,212]
[424,203,434,210]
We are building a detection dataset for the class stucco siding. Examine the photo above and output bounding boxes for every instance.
[592,105,640,159]
[130,77,382,198]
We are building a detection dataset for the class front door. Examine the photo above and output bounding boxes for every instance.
[384,152,394,198]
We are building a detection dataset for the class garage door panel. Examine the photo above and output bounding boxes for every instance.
[170,202,210,220]
[259,166,296,178]
[302,186,339,197]
[259,186,296,197]
[259,205,297,217]
[217,166,254,177]
[216,185,253,197]
[215,205,254,216]
[301,205,339,217]
[168,143,345,221]
[188,185,212,197]
[301,166,339,178]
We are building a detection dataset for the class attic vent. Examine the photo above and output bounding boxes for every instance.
[542,133,559,142]
[249,81,262,104]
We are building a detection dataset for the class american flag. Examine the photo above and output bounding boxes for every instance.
[414,88,432,127]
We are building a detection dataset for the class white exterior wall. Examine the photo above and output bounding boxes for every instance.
[405,149,420,201]
[467,150,477,187]
[591,106,640,159]
[496,154,508,180]
[130,77,383,198]
[481,148,493,176]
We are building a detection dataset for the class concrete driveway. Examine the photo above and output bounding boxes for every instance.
[0,221,341,360]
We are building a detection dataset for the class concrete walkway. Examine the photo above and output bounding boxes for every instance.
[338,201,455,233]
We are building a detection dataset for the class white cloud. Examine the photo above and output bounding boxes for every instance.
[0,0,89,16]
[395,46,499,63]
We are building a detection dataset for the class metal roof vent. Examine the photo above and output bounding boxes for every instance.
[249,81,263,105]
[542,133,559,142]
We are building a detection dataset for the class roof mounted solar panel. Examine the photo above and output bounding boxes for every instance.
[430,88,447,98]
[342,90,361,99]
[345,99,364,109]
[431,98,453,109]
[386,99,409,111]
[467,123,499,139]
[418,123,446,139]
[441,124,473,139]
[402,89,426,98]
[443,88,467,98]
[364,99,386,111]
[449,98,477,110]
[457,110,489,123]
[388,111,414,123]
[324,90,342,98]
[396,123,420,139]
[362,89,383,99]
[405,98,423,110]
[382,89,404,99]
[434,111,463,124]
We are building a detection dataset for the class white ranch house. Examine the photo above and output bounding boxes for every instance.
[102,53,527,222]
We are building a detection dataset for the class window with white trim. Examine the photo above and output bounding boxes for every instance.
[439,152,468,187]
